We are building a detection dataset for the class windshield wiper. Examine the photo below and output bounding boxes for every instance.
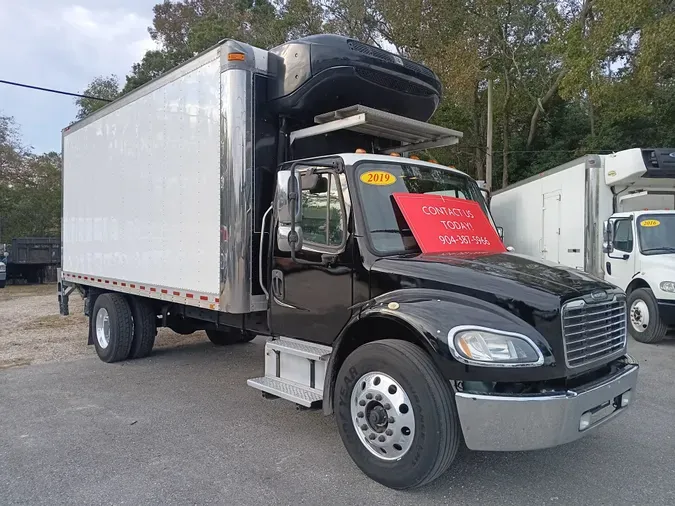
[642,247,675,253]
[369,228,412,234]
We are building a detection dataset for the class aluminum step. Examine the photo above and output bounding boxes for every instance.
[247,376,323,407]
[266,337,332,361]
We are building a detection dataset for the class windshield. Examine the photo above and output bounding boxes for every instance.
[637,214,675,255]
[355,162,492,253]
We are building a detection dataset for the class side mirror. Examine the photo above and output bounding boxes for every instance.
[275,170,302,224]
[496,226,504,241]
[602,220,614,254]
[275,170,303,252]
[277,224,303,252]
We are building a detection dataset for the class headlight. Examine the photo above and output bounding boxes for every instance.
[660,281,675,293]
[0,263,5,272]
[449,326,544,367]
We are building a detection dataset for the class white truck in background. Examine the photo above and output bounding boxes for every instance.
[490,147,675,343]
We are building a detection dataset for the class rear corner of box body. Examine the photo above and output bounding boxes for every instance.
[62,48,223,300]
[218,40,267,314]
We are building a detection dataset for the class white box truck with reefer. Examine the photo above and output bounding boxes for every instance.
[58,35,638,489]
[490,148,675,343]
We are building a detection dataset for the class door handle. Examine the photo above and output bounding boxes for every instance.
[271,269,284,299]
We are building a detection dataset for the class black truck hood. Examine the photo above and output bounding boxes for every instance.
[368,251,623,382]
[371,251,617,311]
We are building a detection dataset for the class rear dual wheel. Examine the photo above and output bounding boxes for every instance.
[334,340,461,490]
[92,294,156,363]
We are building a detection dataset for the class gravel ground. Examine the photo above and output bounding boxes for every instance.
[0,284,206,368]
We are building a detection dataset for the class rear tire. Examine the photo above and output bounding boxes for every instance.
[206,328,255,346]
[334,339,460,490]
[127,297,156,359]
[91,293,133,363]
[628,288,668,343]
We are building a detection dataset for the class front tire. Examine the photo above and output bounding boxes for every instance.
[628,288,668,343]
[334,340,460,490]
[91,293,133,363]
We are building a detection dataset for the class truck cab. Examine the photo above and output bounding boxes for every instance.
[604,210,675,342]
[58,34,639,490]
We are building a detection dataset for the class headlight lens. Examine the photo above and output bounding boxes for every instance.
[660,281,675,293]
[450,327,543,366]
[0,263,5,272]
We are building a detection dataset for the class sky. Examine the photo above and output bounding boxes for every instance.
[0,0,159,154]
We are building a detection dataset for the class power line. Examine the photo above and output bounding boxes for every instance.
[0,79,112,102]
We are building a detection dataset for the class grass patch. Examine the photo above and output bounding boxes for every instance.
[23,314,88,330]
[0,283,57,301]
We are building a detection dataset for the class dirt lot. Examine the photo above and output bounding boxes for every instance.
[0,284,205,369]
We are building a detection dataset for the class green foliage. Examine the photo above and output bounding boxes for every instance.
[0,116,61,242]
[72,0,675,191]
[74,75,121,120]
[123,49,190,93]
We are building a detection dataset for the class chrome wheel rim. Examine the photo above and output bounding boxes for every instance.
[630,299,650,333]
[350,371,415,461]
[95,308,111,348]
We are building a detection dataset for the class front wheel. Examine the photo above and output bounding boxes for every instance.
[334,339,460,490]
[628,288,668,343]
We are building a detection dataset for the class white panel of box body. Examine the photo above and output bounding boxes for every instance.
[491,162,588,270]
[62,55,221,295]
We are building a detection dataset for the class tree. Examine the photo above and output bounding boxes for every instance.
[123,49,190,93]
[73,0,675,192]
[0,115,62,242]
[74,75,120,120]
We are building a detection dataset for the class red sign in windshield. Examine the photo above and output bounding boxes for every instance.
[392,193,506,254]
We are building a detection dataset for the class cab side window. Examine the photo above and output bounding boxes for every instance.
[300,173,345,248]
[613,219,633,252]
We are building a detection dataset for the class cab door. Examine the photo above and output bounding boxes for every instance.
[269,164,354,345]
[605,217,637,291]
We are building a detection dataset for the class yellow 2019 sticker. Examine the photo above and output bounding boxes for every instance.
[640,219,661,227]
[360,170,397,186]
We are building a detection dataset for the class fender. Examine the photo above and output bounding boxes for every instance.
[322,288,556,415]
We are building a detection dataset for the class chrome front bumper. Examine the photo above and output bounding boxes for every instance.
[454,356,639,451]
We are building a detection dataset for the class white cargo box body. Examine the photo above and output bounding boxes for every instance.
[490,155,612,277]
[62,41,271,313]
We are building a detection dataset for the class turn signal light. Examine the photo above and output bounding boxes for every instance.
[227,52,246,61]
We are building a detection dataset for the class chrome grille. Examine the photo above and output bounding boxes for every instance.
[562,297,627,368]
